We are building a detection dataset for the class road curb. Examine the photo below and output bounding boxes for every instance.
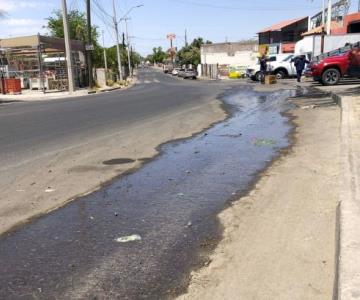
[332,92,360,299]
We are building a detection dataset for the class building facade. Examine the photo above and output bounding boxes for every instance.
[200,41,258,78]
[257,17,309,55]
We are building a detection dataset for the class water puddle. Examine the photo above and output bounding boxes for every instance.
[0,86,296,299]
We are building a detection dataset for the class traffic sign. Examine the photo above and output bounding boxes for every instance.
[85,44,94,51]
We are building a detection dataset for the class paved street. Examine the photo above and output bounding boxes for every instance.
[0,69,226,171]
[0,70,297,299]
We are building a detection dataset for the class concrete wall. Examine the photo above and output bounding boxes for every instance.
[201,50,257,67]
[201,42,259,68]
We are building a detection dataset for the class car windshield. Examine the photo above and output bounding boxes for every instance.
[282,55,293,61]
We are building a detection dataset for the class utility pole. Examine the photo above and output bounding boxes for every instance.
[102,30,108,76]
[185,29,188,47]
[121,17,132,77]
[327,0,332,35]
[322,0,326,25]
[86,0,93,88]
[112,0,123,81]
[61,0,75,93]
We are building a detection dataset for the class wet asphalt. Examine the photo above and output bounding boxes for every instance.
[0,72,297,299]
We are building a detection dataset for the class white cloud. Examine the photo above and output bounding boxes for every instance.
[0,0,53,12]
[0,18,45,26]
[0,17,47,38]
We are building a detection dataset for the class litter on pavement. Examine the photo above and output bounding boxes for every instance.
[115,234,142,243]
[252,138,277,147]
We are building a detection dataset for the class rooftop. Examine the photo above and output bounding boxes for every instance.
[258,17,308,33]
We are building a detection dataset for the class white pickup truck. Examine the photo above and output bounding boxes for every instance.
[246,54,296,81]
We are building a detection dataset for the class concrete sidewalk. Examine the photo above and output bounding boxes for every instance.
[0,77,137,103]
[332,87,360,299]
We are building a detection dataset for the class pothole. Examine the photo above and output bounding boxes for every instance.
[103,158,135,165]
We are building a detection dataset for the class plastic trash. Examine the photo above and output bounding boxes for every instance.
[45,188,55,193]
[115,234,142,243]
[252,138,277,147]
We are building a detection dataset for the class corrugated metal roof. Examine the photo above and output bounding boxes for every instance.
[258,17,308,33]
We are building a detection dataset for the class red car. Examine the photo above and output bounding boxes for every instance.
[309,47,360,85]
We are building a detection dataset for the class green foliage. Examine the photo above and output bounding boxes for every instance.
[176,37,212,66]
[105,45,141,73]
[46,9,103,67]
[46,9,143,71]
[47,9,90,41]
[146,47,167,64]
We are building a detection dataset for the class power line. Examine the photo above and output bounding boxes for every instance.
[92,0,113,18]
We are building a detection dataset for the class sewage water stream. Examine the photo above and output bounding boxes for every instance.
[0,87,295,299]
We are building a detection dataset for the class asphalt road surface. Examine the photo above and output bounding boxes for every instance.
[0,72,295,299]
[0,69,228,171]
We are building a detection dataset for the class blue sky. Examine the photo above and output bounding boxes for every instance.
[0,0,358,55]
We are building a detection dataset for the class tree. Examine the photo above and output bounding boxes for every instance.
[176,37,212,66]
[145,47,167,64]
[154,47,167,63]
[106,44,142,74]
[46,9,103,67]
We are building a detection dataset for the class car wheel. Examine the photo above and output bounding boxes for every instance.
[255,72,261,82]
[322,68,340,86]
[275,70,286,80]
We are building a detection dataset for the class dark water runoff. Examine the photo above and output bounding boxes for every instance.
[0,87,295,299]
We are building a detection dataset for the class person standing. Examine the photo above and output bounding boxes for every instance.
[259,54,268,83]
[292,55,310,83]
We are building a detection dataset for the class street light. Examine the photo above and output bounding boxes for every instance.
[120,4,144,77]
[119,4,144,22]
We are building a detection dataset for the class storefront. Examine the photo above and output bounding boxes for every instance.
[0,35,87,92]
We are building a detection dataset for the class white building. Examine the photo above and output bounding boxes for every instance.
[200,42,258,78]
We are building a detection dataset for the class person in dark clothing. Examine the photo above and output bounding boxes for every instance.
[259,54,268,83]
[292,55,310,83]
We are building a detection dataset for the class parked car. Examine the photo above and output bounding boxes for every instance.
[177,69,186,77]
[228,66,247,79]
[183,69,198,79]
[172,68,180,76]
[246,54,297,81]
[309,47,360,85]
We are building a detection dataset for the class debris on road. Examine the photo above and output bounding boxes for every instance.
[45,188,55,193]
[115,234,142,243]
[177,193,185,197]
[301,105,316,109]
[252,138,277,147]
